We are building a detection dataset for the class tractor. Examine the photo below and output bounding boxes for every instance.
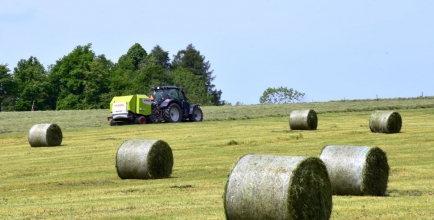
[107,86,203,126]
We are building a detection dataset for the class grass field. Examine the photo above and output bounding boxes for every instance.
[1,98,434,219]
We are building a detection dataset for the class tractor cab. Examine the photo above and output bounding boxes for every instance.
[152,86,184,105]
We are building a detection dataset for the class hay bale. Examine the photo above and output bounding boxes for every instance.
[289,109,318,130]
[116,140,173,179]
[319,145,389,196]
[369,110,402,133]
[28,124,63,147]
[224,155,332,220]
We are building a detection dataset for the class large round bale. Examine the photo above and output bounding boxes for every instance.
[289,109,318,130]
[116,140,173,179]
[224,155,332,220]
[28,124,63,147]
[319,145,389,196]
[369,110,402,133]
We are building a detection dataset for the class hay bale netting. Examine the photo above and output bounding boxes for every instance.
[319,146,389,196]
[28,124,63,147]
[224,155,332,220]
[369,110,402,133]
[116,140,173,179]
[289,109,318,130]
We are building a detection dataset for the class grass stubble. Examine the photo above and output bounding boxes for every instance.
[0,100,434,219]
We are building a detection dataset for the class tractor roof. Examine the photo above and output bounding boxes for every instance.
[152,86,179,90]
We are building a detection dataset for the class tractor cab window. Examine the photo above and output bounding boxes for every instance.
[152,88,180,104]
[168,89,180,100]
[153,90,163,101]
[152,89,169,104]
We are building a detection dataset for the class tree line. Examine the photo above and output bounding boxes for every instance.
[0,43,223,111]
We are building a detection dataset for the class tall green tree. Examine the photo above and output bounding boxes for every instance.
[50,44,94,109]
[49,44,112,110]
[149,45,171,70]
[115,43,147,74]
[0,64,14,111]
[82,55,113,108]
[136,61,172,95]
[172,68,209,105]
[259,86,305,104]
[13,57,51,110]
[171,44,222,105]
[109,43,148,96]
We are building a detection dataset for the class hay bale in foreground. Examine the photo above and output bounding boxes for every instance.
[224,155,332,220]
[28,124,63,147]
[319,145,389,196]
[369,111,402,133]
[116,140,173,179]
[289,109,318,130]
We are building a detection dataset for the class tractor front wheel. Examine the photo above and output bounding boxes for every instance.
[164,103,182,123]
[189,106,203,122]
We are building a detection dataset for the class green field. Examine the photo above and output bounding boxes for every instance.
[1,98,434,219]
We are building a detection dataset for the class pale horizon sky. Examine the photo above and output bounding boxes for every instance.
[1,1,433,105]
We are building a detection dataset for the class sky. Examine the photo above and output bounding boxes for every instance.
[1,1,433,105]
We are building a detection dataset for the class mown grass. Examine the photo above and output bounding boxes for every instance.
[1,98,434,219]
[1,96,434,133]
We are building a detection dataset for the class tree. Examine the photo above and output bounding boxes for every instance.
[0,64,14,111]
[124,43,147,71]
[149,45,171,70]
[259,86,305,104]
[13,57,51,110]
[172,44,222,105]
[134,63,172,95]
[109,43,149,96]
[49,44,94,109]
[49,44,112,110]
[82,55,113,108]
[172,68,209,105]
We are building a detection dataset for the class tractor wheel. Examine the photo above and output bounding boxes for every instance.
[163,103,182,123]
[189,106,203,122]
[150,103,161,123]
[135,116,146,125]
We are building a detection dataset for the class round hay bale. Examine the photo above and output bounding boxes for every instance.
[319,145,389,196]
[28,124,63,147]
[369,111,402,133]
[224,155,332,220]
[289,109,318,130]
[116,140,173,179]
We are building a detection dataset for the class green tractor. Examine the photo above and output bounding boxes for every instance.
[107,86,203,126]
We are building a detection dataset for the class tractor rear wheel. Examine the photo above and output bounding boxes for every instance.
[164,103,182,123]
[150,103,161,123]
[189,106,203,122]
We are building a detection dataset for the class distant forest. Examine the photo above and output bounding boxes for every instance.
[0,43,223,111]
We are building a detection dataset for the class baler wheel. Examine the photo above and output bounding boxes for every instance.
[135,116,146,125]
[110,119,117,126]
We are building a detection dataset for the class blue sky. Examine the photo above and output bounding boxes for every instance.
[1,1,433,105]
